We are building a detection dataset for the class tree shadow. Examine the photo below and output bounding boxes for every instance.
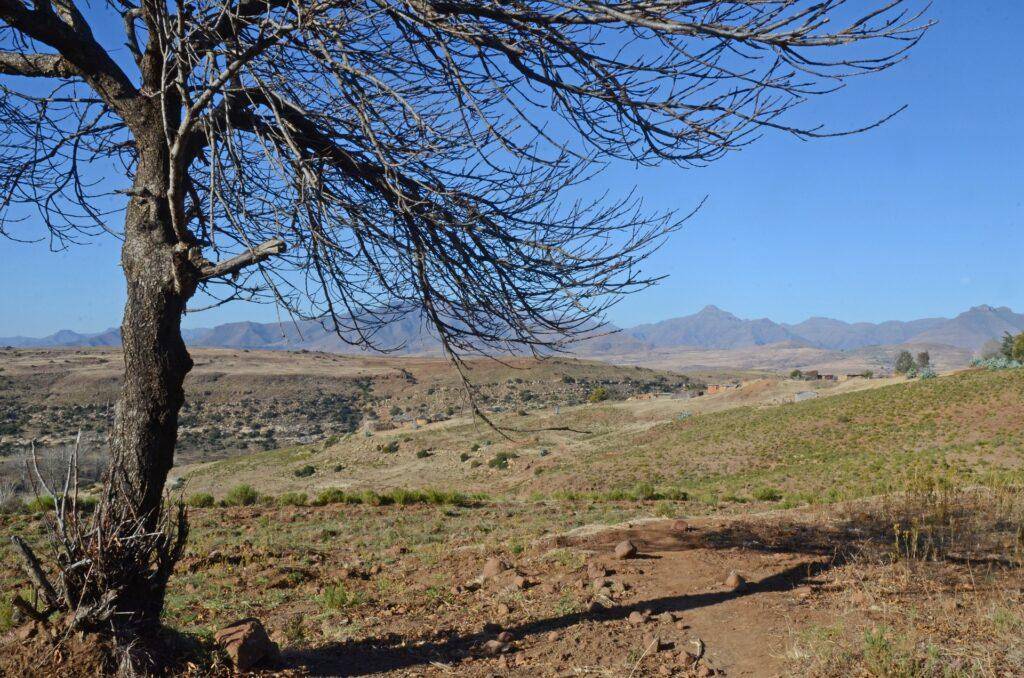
[283,496,1021,676]
[284,522,840,676]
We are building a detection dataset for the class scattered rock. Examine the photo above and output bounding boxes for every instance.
[627,610,648,626]
[547,631,560,642]
[481,557,508,580]
[641,633,665,652]
[671,519,690,532]
[696,664,716,677]
[512,575,530,589]
[495,631,514,643]
[792,585,813,600]
[587,563,608,579]
[678,651,699,668]
[496,602,511,616]
[214,618,279,671]
[481,639,512,655]
[656,612,675,624]
[724,571,746,591]
[614,540,638,559]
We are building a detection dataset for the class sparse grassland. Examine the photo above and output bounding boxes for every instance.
[1,365,1022,676]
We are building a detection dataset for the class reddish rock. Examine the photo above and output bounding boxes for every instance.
[546,631,560,642]
[587,563,608,579]
[214,618,279,671]
[724,571,746,591]
[496,631,514,643]
[481,557,508,580]
[614,540,638,559]
[627,610,647,626]
[481,639,512,655]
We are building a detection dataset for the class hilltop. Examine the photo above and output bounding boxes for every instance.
[4,306,1021,373]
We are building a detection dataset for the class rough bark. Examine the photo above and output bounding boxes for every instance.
[103,118,196,626]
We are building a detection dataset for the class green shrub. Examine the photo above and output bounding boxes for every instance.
[470,443,480,452]
[187,493,216,508]
[631,482,657,500]
[753,486,783,502]
[459,452,471,462]
[415,449,431,459]
[389,488,420,505]
[294,464,316,478]
[382,440,400,454]
[588,386,609,403]
[0,597,14,633]
[24,495,56,513]
[278,492,308,507]
[321,582,365,611]
[488,451,518,469]
[313,488,349,505]
[223,484,259,507]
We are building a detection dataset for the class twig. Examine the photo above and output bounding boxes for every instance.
[11,535,62,610]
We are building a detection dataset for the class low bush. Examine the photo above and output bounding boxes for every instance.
[321,582,365,611]
[187,492,215,508]
[278,492,308,506]
[24,495,56,513]
[488,451,519,469]
[294,464,316,478]
[223,484,259,507]
[753,486,783,502]
[415,449,431,459]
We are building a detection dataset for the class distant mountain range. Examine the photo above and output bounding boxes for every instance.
[4,304,1023,355]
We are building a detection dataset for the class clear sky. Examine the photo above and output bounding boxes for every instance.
[1,3,1021,337]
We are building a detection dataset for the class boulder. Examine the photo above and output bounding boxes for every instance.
[215,618,279,671]
[614,540,638,559]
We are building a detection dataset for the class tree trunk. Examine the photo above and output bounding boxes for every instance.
[104,125,195,626]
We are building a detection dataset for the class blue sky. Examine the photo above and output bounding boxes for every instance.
[1,2,1021,336]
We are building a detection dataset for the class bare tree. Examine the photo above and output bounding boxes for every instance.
[0,0,929,656]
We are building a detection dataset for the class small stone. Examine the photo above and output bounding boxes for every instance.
[678,651,699,668]
[627,611,647,626]
[587,563,608,579]
[512,575,530,589]
[496,602,511,616]
[481,557,508,580]
[546,631,560,642]
[481,639,511,655]
[671,519,690,532]
[214,618,279,671]
[696,665,715,677]
[656,612,674,624]
[614,540,638,559]
[642,633,664,652]
[496,631,514,643]
[724,571,746,591]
